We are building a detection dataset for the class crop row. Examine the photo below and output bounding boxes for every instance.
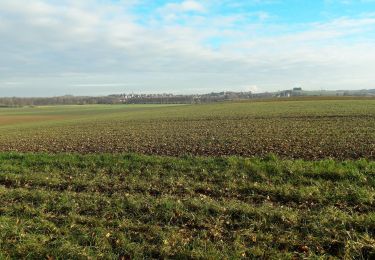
[1,115,374,159]
[0,100,375,159]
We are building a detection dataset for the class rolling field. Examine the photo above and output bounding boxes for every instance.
[0,99,375,159]
[0,98,374,259]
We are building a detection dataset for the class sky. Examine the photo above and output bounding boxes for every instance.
[0,0,375,96]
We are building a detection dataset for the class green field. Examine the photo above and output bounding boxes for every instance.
[0,153,374,259]
[0,99,374,259]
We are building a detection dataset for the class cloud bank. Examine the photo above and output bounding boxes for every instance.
[0,0,374,96]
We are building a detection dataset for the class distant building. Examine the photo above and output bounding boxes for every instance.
[281,90,292,97]
[293,87,302,91]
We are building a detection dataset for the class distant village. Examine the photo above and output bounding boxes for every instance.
[113,87,375,104]
[0,88,374,107]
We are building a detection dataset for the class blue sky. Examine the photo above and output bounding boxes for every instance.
[0,0,375,96]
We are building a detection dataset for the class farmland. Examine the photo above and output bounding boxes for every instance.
[0,153,374,259]
[0,98,374,259]
[0,99,375,159]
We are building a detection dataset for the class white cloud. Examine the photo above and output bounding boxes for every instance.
[181,0,205,12]
[160,0,206,14]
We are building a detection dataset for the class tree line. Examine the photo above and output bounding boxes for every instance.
[0,96,119,107]
[0,91,256,107]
